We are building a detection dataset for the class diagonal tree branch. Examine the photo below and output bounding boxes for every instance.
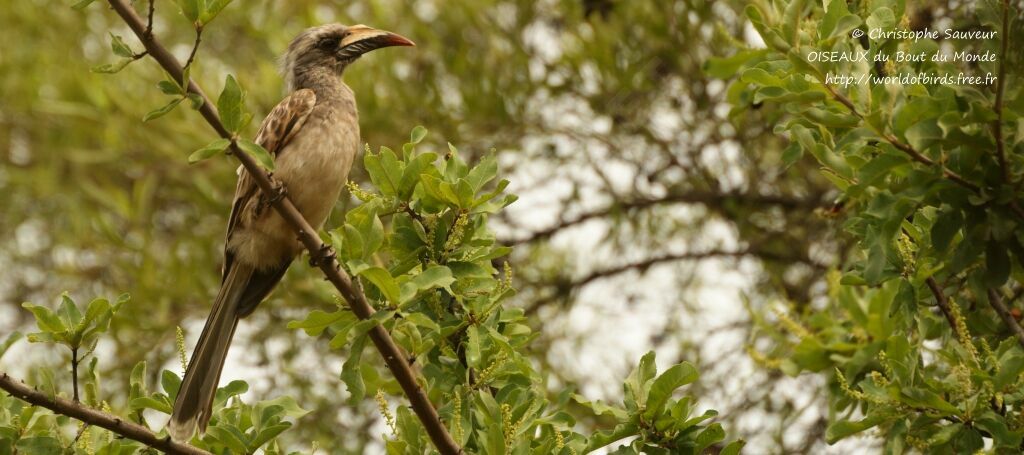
[926,277,962,341]
[100,1,461,453]
[0,372,211,455]
[987,289,1024,349]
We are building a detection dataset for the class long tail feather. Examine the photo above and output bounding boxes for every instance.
[168,263,253,441]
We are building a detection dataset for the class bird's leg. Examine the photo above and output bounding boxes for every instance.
[256,174,289,216]
[309,243,337,267]
[265,173,289,204]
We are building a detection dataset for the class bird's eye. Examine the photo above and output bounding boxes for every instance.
[317,37,339,49]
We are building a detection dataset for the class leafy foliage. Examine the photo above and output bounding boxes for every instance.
[4,293,307,454]
[716,0,1024,451]
[287,128,742,453]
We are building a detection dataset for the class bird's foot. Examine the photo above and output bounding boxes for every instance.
[309,244,336,267]
[266,177,288,204]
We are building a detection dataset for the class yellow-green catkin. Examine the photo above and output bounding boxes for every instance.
[836,368,866,401]
[452,391,464,443]
[475,350,509,387]
[948,299,979,365]
[896,232,916,276]
[375,390,396,436]
[176,326,188,373]
[346,180,375,202]
[746,346,782,369]
[500,403,524,453]
[75,422,92,453]
[773,306,812,340]
[444,211,470,252]
[980,338,997,372]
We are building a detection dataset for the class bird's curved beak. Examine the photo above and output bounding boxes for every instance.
[339,25,415,56]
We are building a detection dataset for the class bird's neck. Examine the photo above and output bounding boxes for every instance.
[290,65,349,102]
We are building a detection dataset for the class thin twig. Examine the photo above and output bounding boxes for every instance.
[72,422,91,445]
[144,0,155,39]
[926,277,961,340]
[71,347,80,403]
[181,26,202,79]
[0,373,210,455]
[102,1,460,453]
[987,289,1024,348]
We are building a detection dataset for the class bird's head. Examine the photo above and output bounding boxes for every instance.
[282,23,414,89]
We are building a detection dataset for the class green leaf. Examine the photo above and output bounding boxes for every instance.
[258,395,309,419]
[188,138,231,164]
[161,370,182,399]
[129,361,147,402]
[900,387,960,415]
[585,422,640,452]
[205,425,249,453]
[829,15,863,39]
[408,265,454,292]
[865,7,896,33]
[174,0,201,22]
[142,97,184,122]
[341,335,368,404]
[129,396,171,414]
[200,0,234,23]
[90,59,135,74]
[22,303,66,335]
[158,80,183,96]
[720,440,746,455]
[826,413,888,443]
[14,436,62,454]
[974,412,1021,447]
[109,33,134,58]
[359,267,400,305]
[213,380,248,407]
[466,324,481,368]
[237,139,275,171]
[703,49,765,79]
[288,310,350,336]
[624,351,657,411]
[249,423,291,450]
[57,294,84,332]
[409,125,427,144]
[695,423,726,452]
[465,152,498,193]
[572,395,629,420]
[71,0,97,9]
[643,362,698,420]
[217,74,244,133]
[0,331,22,360]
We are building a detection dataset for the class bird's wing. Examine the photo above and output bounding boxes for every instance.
[222,88,317,279]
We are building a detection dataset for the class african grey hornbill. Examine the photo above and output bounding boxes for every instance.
[168,24,414,441]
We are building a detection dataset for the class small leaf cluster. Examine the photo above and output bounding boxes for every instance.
[710,0,1024,451]
[189,74,274,170]
[289,128,741,454]
[5,293,305,454]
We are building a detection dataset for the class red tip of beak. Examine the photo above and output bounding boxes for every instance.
[384,33,415,47]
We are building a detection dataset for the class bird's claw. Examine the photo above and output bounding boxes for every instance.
[267,177,288,204]
[309,244,336,267]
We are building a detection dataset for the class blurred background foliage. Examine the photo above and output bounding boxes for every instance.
[0,0,875,452]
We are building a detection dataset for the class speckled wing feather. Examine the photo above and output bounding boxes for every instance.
[222,88,316,278]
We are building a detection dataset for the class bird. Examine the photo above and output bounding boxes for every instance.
[168,23,414,441]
